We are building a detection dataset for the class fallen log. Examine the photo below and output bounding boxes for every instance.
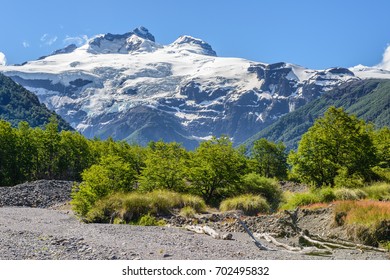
[254,232,332,256]
[235,215,273,251]
[184,225,221,239]
[309,234,389,253]
[255,233,300,251]
[299,234,333,250]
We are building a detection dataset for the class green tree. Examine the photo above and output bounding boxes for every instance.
[0,120,18,185]
[38,116,61,179]
[251,138,287,179]
[15,121,37,183]
[188,136,247,204]
[58,131,93,181]
[372,126,390,168]
[288,107,377,186]
[71,155,136,216]
[139,141,188,192]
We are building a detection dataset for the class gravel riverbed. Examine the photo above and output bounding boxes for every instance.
[0,180,389,260]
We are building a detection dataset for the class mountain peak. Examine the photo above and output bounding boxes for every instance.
[87,27,156,54]
[133,26,155,42]
[172,35,216,56]
[37,44,78,60]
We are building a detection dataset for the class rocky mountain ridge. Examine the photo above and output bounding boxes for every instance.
[1,27,389,148]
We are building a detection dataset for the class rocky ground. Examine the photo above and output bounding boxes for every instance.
[0,180,389,260]
[0,180,73,208]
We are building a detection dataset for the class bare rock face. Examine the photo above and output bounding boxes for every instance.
[0,180,74,208]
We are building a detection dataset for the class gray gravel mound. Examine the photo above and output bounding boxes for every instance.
[0,180,74,208]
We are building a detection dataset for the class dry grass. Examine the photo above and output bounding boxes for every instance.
[300,202,331,210]
[334,200,390,227]
[333,200,390,246]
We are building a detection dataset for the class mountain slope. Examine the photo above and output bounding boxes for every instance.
[244,79,390,150]
[0,73,72,130]
[1,27,390,148]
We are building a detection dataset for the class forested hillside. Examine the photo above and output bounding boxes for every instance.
[245,79,390,150]
[0,73,72,130]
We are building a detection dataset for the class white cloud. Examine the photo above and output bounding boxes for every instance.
[22,41,30,48]
[377,44,390,70]
[40,33,58,46]
[63,35,89,46]
[0,52,6,66]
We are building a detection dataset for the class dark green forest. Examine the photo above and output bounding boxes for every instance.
[0,73,72,130]
[0,107,389,221]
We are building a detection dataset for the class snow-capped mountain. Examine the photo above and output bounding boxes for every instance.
[1,27,389,148]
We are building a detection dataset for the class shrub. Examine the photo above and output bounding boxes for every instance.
[71,183,97,217]
[180,206,196,218]
[138,214,165,226]
[371,167,390,183]
[280,192,321,210]
[364,182,390,200]
[121,193,153,221]
[81,190,206,223]
[181,194,207,213]
[334,168,365,189]
[240,173,283,210]
[147,190,183,215]
[318,187,336,203]
[71,155,136,216]
[85,193,125,223]
[219,194,270,215]
[334,188,367,201]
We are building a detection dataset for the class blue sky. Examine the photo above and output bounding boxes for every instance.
[1,0,389,69]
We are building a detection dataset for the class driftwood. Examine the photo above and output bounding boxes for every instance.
[254,233,332,256]
[185,225,221,239]
[309,233,388,253]
[250,208,388,256]
[235,215,273,251]
[184,225,233,240]
[184,208,388,255]
[255,233,300,251]
[299,234,333,250]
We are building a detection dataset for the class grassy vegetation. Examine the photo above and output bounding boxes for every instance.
[363,182,390,200]
[280,191,321,210]
[333,188,367,201]
[280,182,390,210]
[179,206,197,218]
[333,200,390,246]
[240,173,283,210]
[372,167,390,183]
[334,200,390,227]
[181,194,207,213]
[219,194,270,215]
[85,190,206,224]
[138,214,166,226]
